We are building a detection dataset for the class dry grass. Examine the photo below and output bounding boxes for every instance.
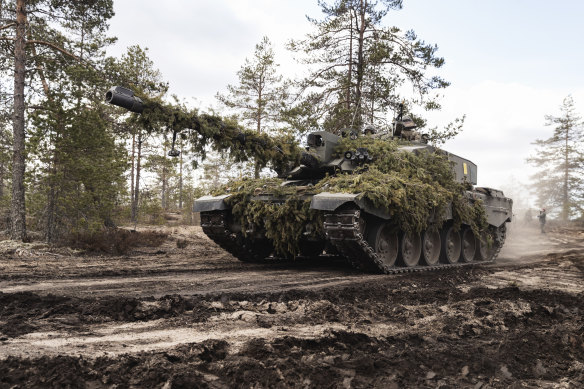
[65,228,168,255]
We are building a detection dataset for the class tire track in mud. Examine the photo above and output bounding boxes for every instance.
[0,225,583,388]
[1,280,583,388]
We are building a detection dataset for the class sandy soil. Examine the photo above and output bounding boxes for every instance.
[0,222,583,388]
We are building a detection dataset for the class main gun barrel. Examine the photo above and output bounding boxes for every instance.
[105,86,144,113]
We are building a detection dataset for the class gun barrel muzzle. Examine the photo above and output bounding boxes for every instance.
[105,86,144,113]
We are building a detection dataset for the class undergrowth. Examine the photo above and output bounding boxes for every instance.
[64,229,168,255]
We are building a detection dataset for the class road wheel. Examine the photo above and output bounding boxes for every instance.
[461,228,477,262]
[440,225,461,264]
[477,230,495,261]
[367,222,399,268]
[421,229,441,266]
[399,232,421,267]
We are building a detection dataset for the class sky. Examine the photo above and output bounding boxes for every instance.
[106,1,584,209]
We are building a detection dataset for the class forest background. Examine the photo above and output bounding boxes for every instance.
[1,0,583,243]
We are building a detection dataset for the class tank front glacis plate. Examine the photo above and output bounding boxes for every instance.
[193,194,231,212]
[471,189,513,227]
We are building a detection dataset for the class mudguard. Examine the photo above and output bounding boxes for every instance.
[310,192,391,220]
[193,194,231,212]
[312,189,512,228]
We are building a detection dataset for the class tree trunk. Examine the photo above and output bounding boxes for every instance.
[161,135,167,210]
[370,65,375,123]
[354,0,366,124]
[563,127,569,222]
[10,0,27,241]
[178,141,183,210]
[0,159,4,199]
[131,131,142,223]
[46,155,57,243]
[347,11,353,111]
[254,85,263,179]
[130,131,135,202]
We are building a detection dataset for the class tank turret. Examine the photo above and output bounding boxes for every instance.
[286,130,375,180]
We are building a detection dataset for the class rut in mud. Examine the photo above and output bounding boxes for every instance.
[0,223,583,388]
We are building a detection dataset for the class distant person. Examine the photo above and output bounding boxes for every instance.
[537,209,546,233]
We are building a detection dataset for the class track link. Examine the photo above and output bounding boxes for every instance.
[324,210,505,274]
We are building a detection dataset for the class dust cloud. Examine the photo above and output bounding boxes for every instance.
[498,218,572,263]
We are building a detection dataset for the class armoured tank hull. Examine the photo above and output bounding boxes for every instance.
[194,132,513,274]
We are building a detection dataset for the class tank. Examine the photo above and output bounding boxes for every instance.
[194,107,512,274]
[106,87,512,274]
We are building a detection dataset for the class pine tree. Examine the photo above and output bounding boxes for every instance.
[143,136,177,212]
[286,0,449,133]
[177,168,204,225]
[0,0,115,241]
[107,45,167,223]
[216,36,289,178]
[527,96,584,221]
[199,151,254,192]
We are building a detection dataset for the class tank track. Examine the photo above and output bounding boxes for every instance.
[200,211,271,263]
[324,209,505,274]
[489,223,506,262]
[201,209,506,272]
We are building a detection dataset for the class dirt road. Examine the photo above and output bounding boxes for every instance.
[0,223,583,388]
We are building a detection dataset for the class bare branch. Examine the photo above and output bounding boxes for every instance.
[0,22,15,30]
[26,39,80,60]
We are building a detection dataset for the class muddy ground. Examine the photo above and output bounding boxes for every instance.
[0,222,583,388]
